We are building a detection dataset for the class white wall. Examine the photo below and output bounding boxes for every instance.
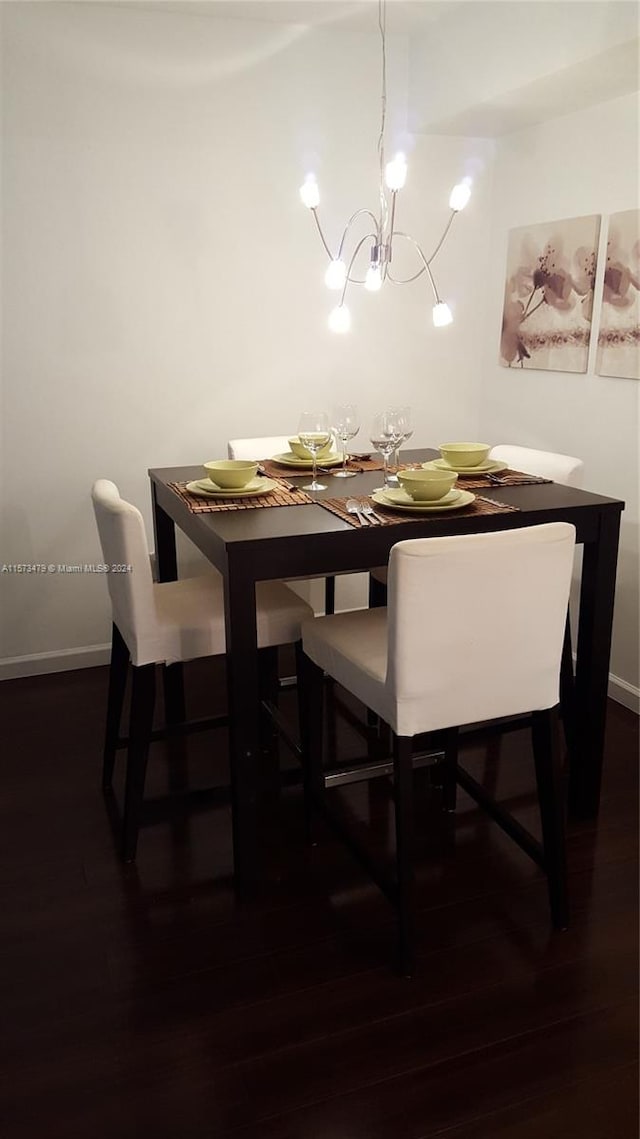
[478,92,640,705]
[0,2,491,671]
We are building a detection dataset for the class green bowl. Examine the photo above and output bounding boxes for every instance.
[439,442,490,468]
[398,468,457,501]
[288,435,333,460]
[203,460,259,489]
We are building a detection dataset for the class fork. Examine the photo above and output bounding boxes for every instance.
[361,503,383,525]
[346,498,369,526]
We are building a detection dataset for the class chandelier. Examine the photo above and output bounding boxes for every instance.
[299,0,472,333]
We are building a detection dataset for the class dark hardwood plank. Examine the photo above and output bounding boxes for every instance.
[0,663,637,1139]
[424,1061,638,1139]
[228,1003,637,1139]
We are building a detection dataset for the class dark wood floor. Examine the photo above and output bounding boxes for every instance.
[1,656,638,1139]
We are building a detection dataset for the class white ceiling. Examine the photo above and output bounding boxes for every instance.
[117,1,640,135]
[407,1,640,135]
[118,2,450,29]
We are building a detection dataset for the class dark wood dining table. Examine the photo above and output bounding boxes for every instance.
[149,449,624,887]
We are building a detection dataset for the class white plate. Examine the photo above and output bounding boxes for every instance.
[186,476,278,499]
[424,458,508,476]
[271,451,344,468]
[372,488,476,513]
[383,487,461,508]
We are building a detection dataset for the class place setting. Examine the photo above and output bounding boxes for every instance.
[169,460,312,513]
[260,407,387,482]
[371,468,476,515]
[320,463,519,527]
[420,442,552,489]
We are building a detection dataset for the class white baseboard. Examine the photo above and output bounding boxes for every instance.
[0,643,111,681]
[608,673,640,714]
[1,641,639,715]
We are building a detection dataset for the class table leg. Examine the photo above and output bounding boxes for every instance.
[570,509,621,818]
[223,562,261,889]
[151,483,186,724]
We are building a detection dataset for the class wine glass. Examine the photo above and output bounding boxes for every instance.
[298,411,332,491]
[387,405,413,482]
[331,404,360,479]
[370,412,404,489]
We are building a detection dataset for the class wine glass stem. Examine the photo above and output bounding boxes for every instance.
[312,452,317,486]
[383,454,389,487]
[394,446,400,470]
[342,440,347,474]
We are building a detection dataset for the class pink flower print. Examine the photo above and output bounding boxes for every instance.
[501,299,530,366]
[603,260,640,309]
[573,246,597,320]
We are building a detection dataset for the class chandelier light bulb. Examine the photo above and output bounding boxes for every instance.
[384,152,408,191]
[300,174,320,209]
[449,179,472,212]
[432,301,453,327]
[324,259,347,290]
[328,304,351,333]
[364,264,383,292]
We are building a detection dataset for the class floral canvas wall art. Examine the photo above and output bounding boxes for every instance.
[500,214,600,373]
[596,209,640,380]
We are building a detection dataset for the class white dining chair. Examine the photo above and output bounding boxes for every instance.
[228,435,338,616]
[228,436,292,463]
[489,444,584,488]
[299,523,576,975]
[369,444,583,747]
[91,479,313,862]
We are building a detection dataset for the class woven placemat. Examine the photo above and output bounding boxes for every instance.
[168,479,312,514]
[260,454,384,478]
[318,494,520,528]
[451,467,551,490]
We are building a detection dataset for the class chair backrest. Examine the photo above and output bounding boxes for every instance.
[91,480,156,661]
[385,523,576,736]
[490,445,583,487]
[228,436,292,460]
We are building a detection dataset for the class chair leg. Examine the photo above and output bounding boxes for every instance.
[324,576,336,616]
[368,574,387,610]
[102,623,129,791]
[162,662,186,727]
[441,726,459,812]
[298,647,325,844]
[559,612,577,760]
[122,664,156,863]
[366,577,387,738]
[258,645,281,796]
[393,734,415,977]
[532,706,569,931]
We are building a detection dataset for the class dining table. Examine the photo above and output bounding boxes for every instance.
[149,448,624,887]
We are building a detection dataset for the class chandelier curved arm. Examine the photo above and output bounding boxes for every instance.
[387,209,459,284]
[387,264,426,284]
[311,207,380,280]
[337,209,381,259]
[425,209,457,266]
[311,208,334,260]
[339,232,378,305]
[388,231,442,303]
